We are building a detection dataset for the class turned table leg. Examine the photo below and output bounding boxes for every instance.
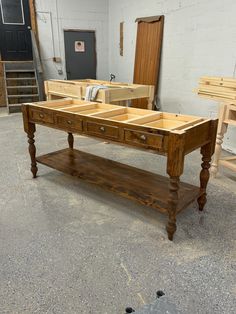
[166,176,179,241]
[197,144,212,211]
[68,132,74,149]
[166,132,185,240]
[27,126,38,178]
[211,122,228,177]
[211,103,227,177]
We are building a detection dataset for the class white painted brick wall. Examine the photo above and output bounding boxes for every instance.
[35,0,109,80]
[108,0,236,153]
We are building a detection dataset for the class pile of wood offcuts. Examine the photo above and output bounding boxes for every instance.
[196,76,236,101]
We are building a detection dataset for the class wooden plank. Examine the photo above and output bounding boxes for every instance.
[45,79,155,105]
[221,156,236,161]
[36,148,201,214]
[219,159,236,171]
[133,16,164,109]
[196,76,236,102]
[0,61,6,107]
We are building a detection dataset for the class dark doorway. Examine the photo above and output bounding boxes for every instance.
[0,0,33,61]
[64,30,96,80]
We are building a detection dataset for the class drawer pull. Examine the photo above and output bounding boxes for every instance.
[67,120,72,125]
[39,113,44,118]
[140,134,147,141]
[99,126,105,132]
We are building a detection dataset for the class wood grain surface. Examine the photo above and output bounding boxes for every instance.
[36,148,201,214]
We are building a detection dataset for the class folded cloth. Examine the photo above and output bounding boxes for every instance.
[85,85,108,101]
[85,85,94,101]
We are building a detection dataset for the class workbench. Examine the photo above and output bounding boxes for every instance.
[44,79,154,109]
[211,102,236,175]
[196,76,236,175]
[22,99,218,240]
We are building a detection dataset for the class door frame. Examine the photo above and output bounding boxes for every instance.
[0,0,38,61]
[28,0,38,40]
[63,29,97,80]
[0,0,38,107]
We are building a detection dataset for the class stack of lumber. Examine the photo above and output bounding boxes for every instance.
[196,76,236,101]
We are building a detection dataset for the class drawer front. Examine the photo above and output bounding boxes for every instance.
[124,129,163,149]
[56,114,82,132]
[86,122,119,139]
[29,108,54,124]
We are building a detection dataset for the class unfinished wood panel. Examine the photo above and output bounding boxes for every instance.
[196,76,236,101]
[133,16,164,109]
[210,103,236,176]
[45,79,154,106]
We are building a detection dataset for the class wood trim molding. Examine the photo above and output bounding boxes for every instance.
[29,0,38,42]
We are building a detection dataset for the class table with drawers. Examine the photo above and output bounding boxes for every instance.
[22,99,218,240]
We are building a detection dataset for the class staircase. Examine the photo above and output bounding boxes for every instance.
[4,61,41,113]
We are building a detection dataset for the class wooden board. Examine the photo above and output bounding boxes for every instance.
[36,148,201,214]
[0,62,6,107]
[133,16,164,109]
[196,76,236,101]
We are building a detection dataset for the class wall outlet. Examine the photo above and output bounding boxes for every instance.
[58,69,63,75]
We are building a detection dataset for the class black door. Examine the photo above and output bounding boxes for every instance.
[64,30,96,80]
[0,0,32,61]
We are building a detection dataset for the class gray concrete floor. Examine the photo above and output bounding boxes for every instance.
[0,113,235,314]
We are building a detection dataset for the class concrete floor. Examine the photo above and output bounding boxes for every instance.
[0,113,235,314]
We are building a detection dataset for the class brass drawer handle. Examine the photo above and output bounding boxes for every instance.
[140,134,147,142]
[99,126,105,132]
[67,120,72,125]
[39,113,44,118]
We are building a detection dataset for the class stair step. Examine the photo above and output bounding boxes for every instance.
[4,61,34,71]
[7,85,38,89]
[8,94,39,98]
[8,104,23,114]
[6,77,36,81]
[6,69,35,73]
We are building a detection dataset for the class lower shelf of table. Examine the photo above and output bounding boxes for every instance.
[36,148,201,215]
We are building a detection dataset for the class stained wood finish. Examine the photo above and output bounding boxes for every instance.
[21,99,218,240]
[36,148,202,214]
[166,176,179,241]
[133,16,164,109]
[27,124,38,178]
[68,133,74,149]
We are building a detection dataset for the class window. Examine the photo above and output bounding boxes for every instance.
[0,0,25,25]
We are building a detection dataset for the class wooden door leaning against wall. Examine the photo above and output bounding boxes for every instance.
[133,15,164,109]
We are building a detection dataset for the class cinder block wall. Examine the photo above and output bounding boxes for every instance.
[108,0,236,153]
[35,0,109,81]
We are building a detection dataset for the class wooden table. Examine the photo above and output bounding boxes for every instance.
[195,76,236,175]
[211,102,236,176]
[44,79,154,109]
[22,99,218,240]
